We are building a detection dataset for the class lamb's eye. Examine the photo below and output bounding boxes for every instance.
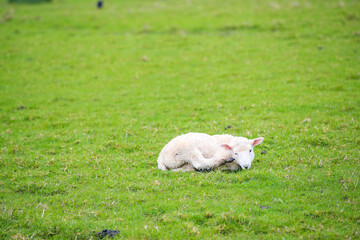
[235,153,238,155]
[249,149,252,152]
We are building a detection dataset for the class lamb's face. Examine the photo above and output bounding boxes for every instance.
[231,137,263,170]
[233,144,254,170]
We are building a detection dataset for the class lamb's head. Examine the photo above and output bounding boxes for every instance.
[229,137,264,170]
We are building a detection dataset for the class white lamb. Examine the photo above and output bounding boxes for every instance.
[157,133,263,171]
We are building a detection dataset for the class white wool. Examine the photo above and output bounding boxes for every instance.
[157,132,263,172]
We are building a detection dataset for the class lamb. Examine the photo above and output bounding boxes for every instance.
[157,133,263,171]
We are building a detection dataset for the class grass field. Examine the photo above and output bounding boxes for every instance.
[1,0,360,239]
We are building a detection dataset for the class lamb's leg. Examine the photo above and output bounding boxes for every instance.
[189,148,231,171]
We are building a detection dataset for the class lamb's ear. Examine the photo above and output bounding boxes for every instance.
[220,144,232,150]
[250,137,264,147]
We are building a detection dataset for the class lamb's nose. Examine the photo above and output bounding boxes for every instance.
[242,165,250,169]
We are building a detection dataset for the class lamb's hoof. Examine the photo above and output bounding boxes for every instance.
[227,157,235,162]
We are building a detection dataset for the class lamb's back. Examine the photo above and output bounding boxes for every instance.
[163,133,217,158]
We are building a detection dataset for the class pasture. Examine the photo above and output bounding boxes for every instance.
[0,0,359,239]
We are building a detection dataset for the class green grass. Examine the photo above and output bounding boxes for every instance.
[0,0,359,239]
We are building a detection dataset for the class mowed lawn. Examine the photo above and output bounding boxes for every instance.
[0,0,359,239]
